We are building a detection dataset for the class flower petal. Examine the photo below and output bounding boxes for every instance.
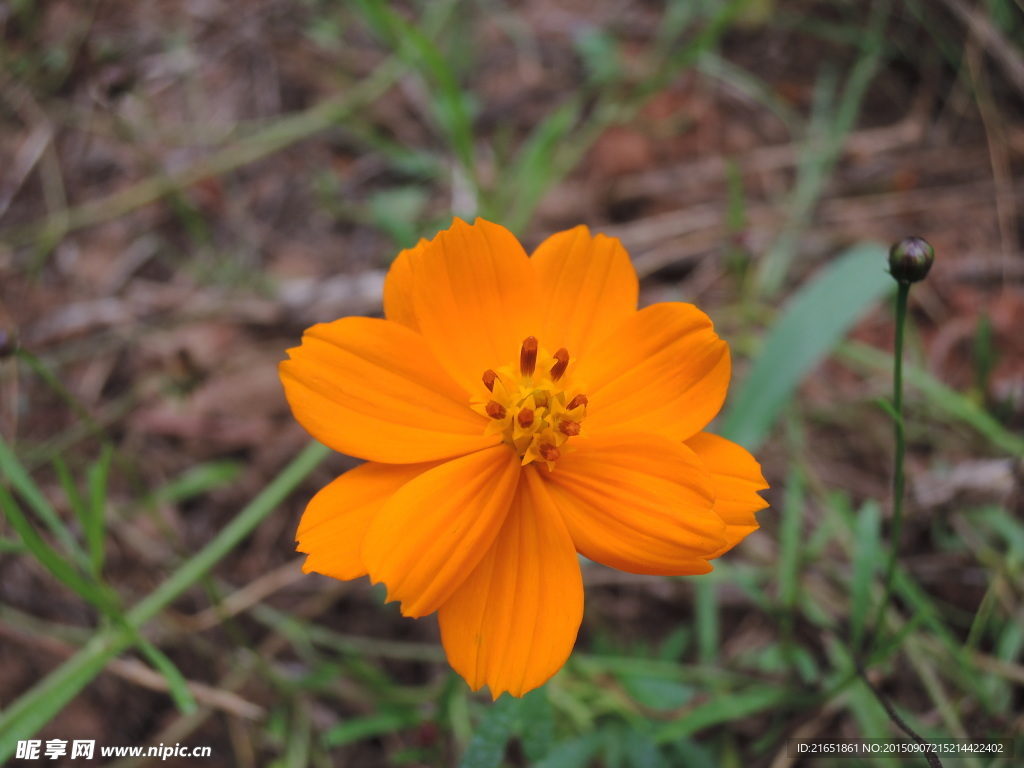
[686,431,768,557]
[408,218,538,389]
[383,239,428,333]
[542,433,726,574]
[531,226,639,360]
[297,461,439,581]
[439,467,583,699]
[574,302,730,442]
[280,316,497,463]
[362,445,521,617]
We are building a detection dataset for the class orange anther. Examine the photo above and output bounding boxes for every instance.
[558,419,581,436]
[518,408,535,428]
[550,348,569,381]
[520,336,538,377]
[485,401,507,420]
[482,369,497,392]
[566,394,588,411]
[539,443,561,462]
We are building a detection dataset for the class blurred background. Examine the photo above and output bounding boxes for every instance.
[1,0,1022,766]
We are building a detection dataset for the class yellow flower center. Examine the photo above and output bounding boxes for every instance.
[473,336,588,470]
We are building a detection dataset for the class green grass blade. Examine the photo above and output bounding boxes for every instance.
[0,484,101,605]
[694,578,719,667]
[654,686,794,742]
[0,433,87,564]
[134,636,198,714]
[498,98,583,234]
[698,54,802,139]
[850,500,882,652]
[84,445,113,575]
[0,440,331,760]
[323,711,416,748]
[151,460,243,506]
[52,455,87,524]
[838,342,1024,457]
[352,0,476,184]
[0,537,25,554]
[777,466,806,653]
[128,440,330,626]
[721,242,895,451]
[755,2,886,297]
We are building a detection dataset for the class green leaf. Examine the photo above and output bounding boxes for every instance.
[873,396,901,423]
[533,733,602,768]
[323,711,415,748]
[151,460,243,505]
[369,187,429,248]
[518,688,553,762]
[458,696,521,768]
[655,686,793,742]
[573,27,622,85]
[619,674,696,712]
[623,726,667,768]
[722,242,895,450]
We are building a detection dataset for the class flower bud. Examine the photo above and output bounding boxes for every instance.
[888,237,934,284]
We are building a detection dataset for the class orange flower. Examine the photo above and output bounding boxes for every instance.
[280,218,768,698]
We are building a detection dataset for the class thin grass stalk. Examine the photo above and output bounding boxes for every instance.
[0,441,330,761]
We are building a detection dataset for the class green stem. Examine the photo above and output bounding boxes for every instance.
[870,281,910,649]
[852,280,944,768]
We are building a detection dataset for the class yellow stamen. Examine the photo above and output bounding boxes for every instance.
[474,338,587,470]
[539,443,561,462]
[558,419,581,436]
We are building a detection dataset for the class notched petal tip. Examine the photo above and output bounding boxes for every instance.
[531,224,639,360]
[685,431,769,558]
[438,469,583,699]
[296,462,439,584]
